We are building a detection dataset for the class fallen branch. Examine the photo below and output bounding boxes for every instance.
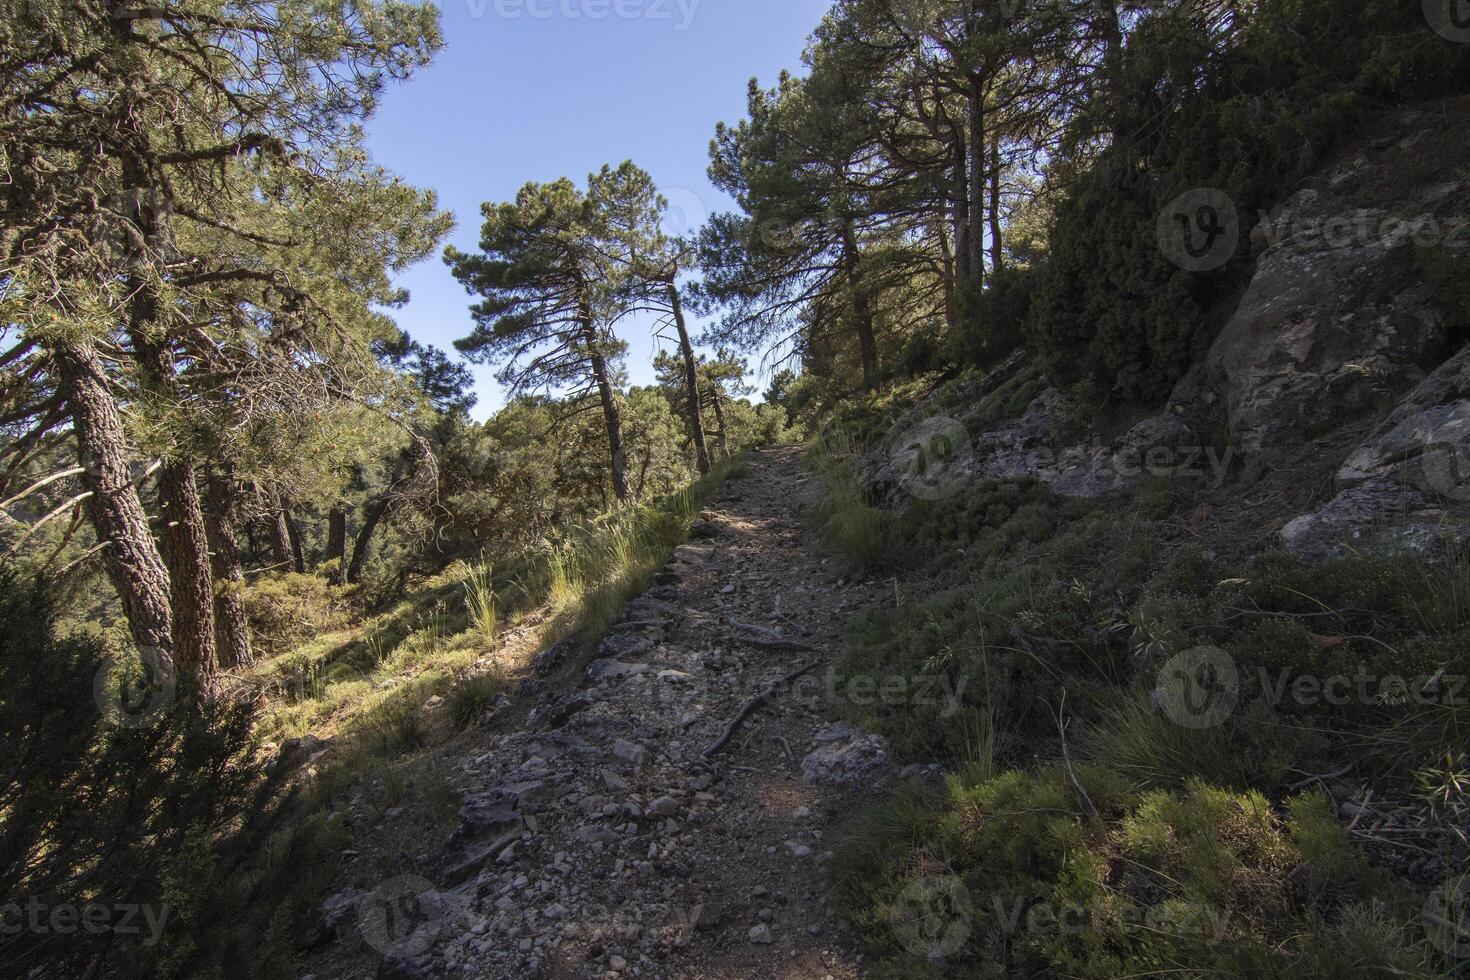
[703,661,816,759]
[728,621,817,652]
[1056,691,1099,824]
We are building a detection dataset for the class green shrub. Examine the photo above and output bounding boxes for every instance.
[832,770,1433,978]
[1032,0,1470,403]
[945,266,1035,372]
[0,565,336,978]
[242,571,353,656]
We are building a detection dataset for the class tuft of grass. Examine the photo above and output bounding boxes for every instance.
[463,563,498,645]
[445,669,506,730]
[367,700,428,757]
[1081,692,1296,792]
[810,424,892,571]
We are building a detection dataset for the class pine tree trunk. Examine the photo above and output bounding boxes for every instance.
[711,388,730,459]
[325,504,348,584]
[591,348,631,503]
[347,454,413,585]
[841,223,879,389]
[989,133,1004,275]
[156,459,218,680]
[967,73,987,291]
[128,326,218,680]
[953,137,972,289]
[281,494,306,573]
[668,282,712,476]
[347,496,390,586]
[203,476,252,669]
[576,289,630,503]
[935,217,959,333]
[266,499,293,572]
[51,342,175,663]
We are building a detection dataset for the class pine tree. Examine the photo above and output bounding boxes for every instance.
[447,165,663,503]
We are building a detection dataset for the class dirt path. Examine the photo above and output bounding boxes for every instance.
[317,446,885,979]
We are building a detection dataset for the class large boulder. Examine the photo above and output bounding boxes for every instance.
[1282,345,1470,559]
[1192,97,1470,460]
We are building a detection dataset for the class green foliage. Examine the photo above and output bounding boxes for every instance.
[944,266,1035,372]
[445,670,506,731]
[0,566,335,978]
[833,767,1434,978]
[1031,0,1470,403]
[824,438,1470,977]
[809,425,893,572]
[242,572,354,657]
[462,563,498,645]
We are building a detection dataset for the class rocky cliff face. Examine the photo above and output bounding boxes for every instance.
[1196,99,1469,459]
[865,95,1470,560]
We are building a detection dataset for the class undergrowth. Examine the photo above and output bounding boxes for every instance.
[812,413,1470,978]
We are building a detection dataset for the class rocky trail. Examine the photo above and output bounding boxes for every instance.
[314,446,898,979]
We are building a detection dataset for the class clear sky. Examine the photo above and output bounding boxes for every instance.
[364,0,832,419]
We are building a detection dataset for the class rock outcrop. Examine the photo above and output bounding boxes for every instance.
[861,96,1469,561]
[1194,98,1469,460]
[1283,345,1470,558]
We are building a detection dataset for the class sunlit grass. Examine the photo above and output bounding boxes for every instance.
[250,453,748,785]
[809,424,891,571]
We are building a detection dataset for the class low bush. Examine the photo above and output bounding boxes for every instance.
[0,565,339,978]
[242,572,353,656]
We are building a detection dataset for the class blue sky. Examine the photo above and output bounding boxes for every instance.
[365,0,832,418]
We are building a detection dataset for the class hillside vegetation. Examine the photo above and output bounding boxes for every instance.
[4,0,1470,976]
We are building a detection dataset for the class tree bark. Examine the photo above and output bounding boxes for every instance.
[347,454,413,585]
[265,495,293,572]
[590,347,631,503]
[575,289,630,503]
[347,496,390,586]
[841,222,879,389]
[128,326,218,680]
[280,493,306,573]
[325,504,348,584]
[667,282,712,476]
[935,217,959,334]
[710,387,730,459]
[952,135,972,289]
[156,459,218,679]
[989,132,1004,275]
[967,73,987,292]
[51,342,175,662]
[203,475,252,669]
